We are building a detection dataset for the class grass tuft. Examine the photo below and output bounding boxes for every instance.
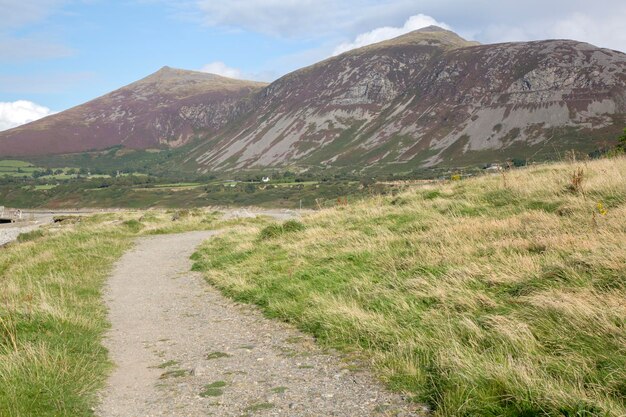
[206,351,231,360]
[259,220,305,240]
[199,380,227,397]
[122,219,144,232]
[15,229,45,243]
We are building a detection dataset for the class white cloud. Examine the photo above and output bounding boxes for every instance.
[456,4,626,53]
[0,37,74,62]
[333,14,450,55]
[194,0,419,38]
[190,1,626,53]
[0,100,55,131]
[549,11,626,52]
[200,61,244,79]
[200,62,278,82]
[0,0,67,30]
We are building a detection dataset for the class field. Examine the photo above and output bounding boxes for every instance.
[0,160,38,178]
[1,157,625,416]
[192,157,626,416]
[0,178,370,209]
[1,156,376,209]
[0,159,110,181]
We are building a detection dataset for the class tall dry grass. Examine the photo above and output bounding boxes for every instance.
[193,157,626,416]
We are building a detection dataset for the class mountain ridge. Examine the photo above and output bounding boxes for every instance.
[1,27,625,173]
[188,29,626,172]
[0,67,266,156]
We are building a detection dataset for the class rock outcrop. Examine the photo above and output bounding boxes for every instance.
[188,28,626,171]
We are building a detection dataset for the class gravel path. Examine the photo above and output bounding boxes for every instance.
[96,231,421,417]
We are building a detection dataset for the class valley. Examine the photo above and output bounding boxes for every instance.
[0,16,625,417]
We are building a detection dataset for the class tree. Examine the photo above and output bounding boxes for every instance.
[618,128,626,151]
[510,158,527,167]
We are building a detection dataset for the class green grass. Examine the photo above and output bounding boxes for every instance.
[205,351,231,360]
[159,369,190,379]
[0,178,368,209]
[258,220,305,240]
[32,184,58,191]
[148,182,202,188]
[156,360,178,368]
[0,160,33,168]
[0,208,260,416]
[199,380,227,397]
[243,402,274,413]
[15,229,45,243]
[192,157,626,416]
[0,219,132,416]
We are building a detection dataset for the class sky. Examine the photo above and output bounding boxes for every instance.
[1,0,625,131]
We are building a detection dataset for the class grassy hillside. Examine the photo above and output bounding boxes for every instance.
[0,209,246,417]
[192,157,626,416]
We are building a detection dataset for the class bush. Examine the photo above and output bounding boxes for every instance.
[511,158,527,167]
[259,220,305,240]
[122,219,144,232]
[16,229,44,243]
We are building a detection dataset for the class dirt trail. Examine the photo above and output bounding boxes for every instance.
[97,231,421,417]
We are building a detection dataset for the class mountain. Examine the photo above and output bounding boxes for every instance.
[0,67,266,156]
[188,27,626,172]
[1,27,625,172]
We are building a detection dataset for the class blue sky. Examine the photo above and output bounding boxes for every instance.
[1,0,625,130]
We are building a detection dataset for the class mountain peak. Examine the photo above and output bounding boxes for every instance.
[414,25,449,33]
[389,26,480,49]
[143,66,267,86]
[147,66,208,79]
[342,25,479,55]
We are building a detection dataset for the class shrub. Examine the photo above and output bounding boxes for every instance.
[259,220,305,240]
[122,219,144,232]
[617,127,626,151]
[283,220,305,233]
[566,167,585,194]
[16,229,44,243]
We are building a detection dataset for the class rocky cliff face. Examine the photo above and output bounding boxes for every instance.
[0,67,266,156]
[188,27,626,172]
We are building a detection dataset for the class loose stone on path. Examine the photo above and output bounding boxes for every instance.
[96,231,423,417]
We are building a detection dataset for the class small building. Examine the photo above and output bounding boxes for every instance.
[261,176,270,183]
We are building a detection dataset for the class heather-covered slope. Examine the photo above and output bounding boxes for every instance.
[189,27,626,172]
[0,67,266,156]
[1,27,625,172]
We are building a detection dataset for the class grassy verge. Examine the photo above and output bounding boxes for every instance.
[192,157,626,416]
[0,209,245,417]
[0,219,131,416]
